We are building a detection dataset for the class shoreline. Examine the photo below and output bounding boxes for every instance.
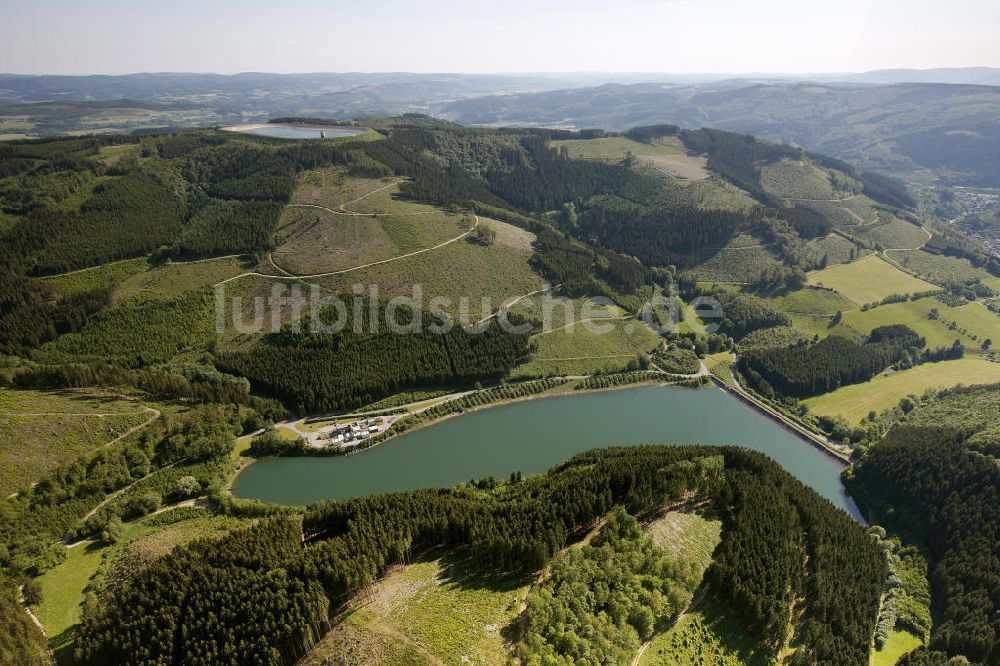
[227,378,690,490]
[707,374,851,465]
[229,376,854,496]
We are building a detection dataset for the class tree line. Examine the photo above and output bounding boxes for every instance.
[739,325,924,397]
[73,445,883,665]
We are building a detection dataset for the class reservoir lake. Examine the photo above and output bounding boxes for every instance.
[233,386,862,519]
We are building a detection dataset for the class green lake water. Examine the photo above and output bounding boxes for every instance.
[233,386,861,519]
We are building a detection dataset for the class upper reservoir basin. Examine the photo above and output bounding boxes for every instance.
[233,385,861,519]
[224,124,367,139]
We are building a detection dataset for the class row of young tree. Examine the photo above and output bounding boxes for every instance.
[739,325,924,397]
[74,445,884,665]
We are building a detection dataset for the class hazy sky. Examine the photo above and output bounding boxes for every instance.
[2,0,998,75]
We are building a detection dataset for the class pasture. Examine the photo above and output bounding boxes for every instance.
[762,286,858,315]
[553,135,709,180]
[840,297,999,350]
[802,358,1000,423]
[806,255,938,305]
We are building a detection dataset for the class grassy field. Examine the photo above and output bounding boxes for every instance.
[762,286,858,315]
[806,234,872,265]
[511,317,662,378]
[890,249,990,284]
[315,218,543,318]
[639,595,772,666]
[113,256,249,302]
[872,630,922,666]
[31,541,105,657]
[799,197,878,226]
[31,509,246,661]
[508,295,623,331]
[552,136,709,180]
[838,297,999,350]
[309,552,528,665]
[853,218,929,251]
[807,255,939,305]
[686,234,784,284]
[42,258,150,296]
[0,389,152,496]
[803,358,1000,423]
[274,172,469,275]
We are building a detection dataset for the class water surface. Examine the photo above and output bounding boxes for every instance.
[234,386,860,518]
[235,126,363,139]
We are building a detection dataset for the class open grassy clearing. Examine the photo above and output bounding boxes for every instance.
[806,234,872,265]
[552,136,709,180]
[799,197,879,226]
[890,249,990,284]
[95,143,141,167]
[507,295,623,332]
[639,594,772,666]
[274,173,468,275]
[685,234,784,284]
[31,509,246,661]
[31,541,105,657]
[853,218,929,250]
[872,629,922,666]
[983,276,1000,293]
[802,358,1000,423]
[787,312,855,339]
[314,219,543,318]
[807,255,939,305]
[760,159,842,200]
[310,552,528,665]
[299,612,433,665]
[113,256,249,303]
[553,135,683,159]
[101,511,248,598]
[838,297,999,350]
[42,257,150,296]
[687,176,758,212]
[645,509,722,571]
[511,317,662,378]
[761,286,858,315]
[0,389,153,496]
